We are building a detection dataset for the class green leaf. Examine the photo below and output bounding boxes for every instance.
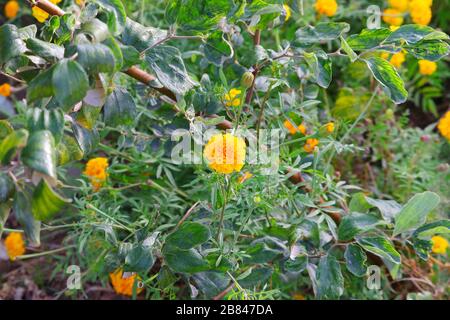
[166,0,231,32]
[356,236,401,278]
[145,45,195,95]
[18,25,37,40]
[71,121,99,155]
[52,60,89,111]
[21,130,57,179]
[338,213,383,241]
[26,108,65,144]
[344,244,367,277]
[0,24,26,64]
[75,43,116,74]
[284,255,308,273]
[166,222,210,250]
[393,191,440,235]
[384,24,449,45]
[238,267,273,289]
[340,36,357,62]
[103,36,124,71]
[404,40,450,62]
[0,129,29,165]
[365,196,402,222]
[413,220,450,239]
[103,88,137,126]
[31,179,71,221]
[316,254,344,299]
[303,51,332,88]
[0,172,15,203]
[121,18,167,52]
[163,246,209,274]
[192,271,229,298]
[14,192,41,246]
[26,66,56,103]
[26,38,64,61]
[94,0,127,35]
[120,44,141,69]
[364,57,407,104]
[124,243,155,273]
[412,237,432,261]
[295,22,350,45]
[244,241,282,264]
[201,31,233,67]
[348,192,372,213]
[346,28,391,51]
[0,120,14,140]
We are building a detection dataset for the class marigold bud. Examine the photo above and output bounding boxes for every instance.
[241,71,254,89]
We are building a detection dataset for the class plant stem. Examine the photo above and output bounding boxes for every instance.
[217,178,232,240]
[17,245,76,260]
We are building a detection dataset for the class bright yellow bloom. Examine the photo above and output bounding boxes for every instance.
[389,0,409,12]
[418,60,437,75]
[32,0,62,23]
[389,25,400,31]
[4,1,19,19]
[431,236,448,255]
[409,0,432,25]
[238,171,253,184]
[84,157,109,191]
[303,138,319,153]
[283,4,291,21]
[109,269,143,296]
[382,8,404,26]
[325,122,335,133]
[0,83,11,97]
[314,0,338,17]
[381,51,405,68]
[284,120,306,135]
[204,133,246,174]
[224,88,242,107]
[75,0,86,6]
[437,110,450,141]
[4,232,26,261]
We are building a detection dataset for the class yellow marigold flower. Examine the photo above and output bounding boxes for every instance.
[389,0,409,12]
[382,8,404,26]
[431,235,448,255]
[284,120,306,135]
[0,83,11,97]
[437,110,450,141]
[204,133,246,174]
[409,1,432,25]
[418,60,437,75]
[84,157,109,191]
[109,269,143,296]
[325,122,335,133]
[303,138,319,153]
[238,171,253,184]
[4,232,26,261]
[283,4,291,21]
[381,51,405,68]
[224,88,242,107]
[4,1,19,19]
[314,0,338,17]
[75,0,86,6]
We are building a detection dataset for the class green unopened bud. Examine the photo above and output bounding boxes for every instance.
[241,71,254,88]
[385,108,394,120]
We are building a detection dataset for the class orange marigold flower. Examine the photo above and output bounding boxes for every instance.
[431,235,448,255]
[4,232,26,261]
[109,269,143,296]
[409,0,432,25]
[224,88,242,107]
[0,83,11,97]
[382,8,404,26]
[303,138,319,153]
[204,133,246,174]
[4,1,19,19]
[418,60,437,75]
[314,0,338,17]
[84,157,109,191]
[437,110,450,141]
[284,120,306,135]
[381,51,405,69]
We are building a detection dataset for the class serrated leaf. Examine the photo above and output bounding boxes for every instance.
[21,130,57,179]
[393,192,441,235]
[31,179,71,221]
[364,57,407,104]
